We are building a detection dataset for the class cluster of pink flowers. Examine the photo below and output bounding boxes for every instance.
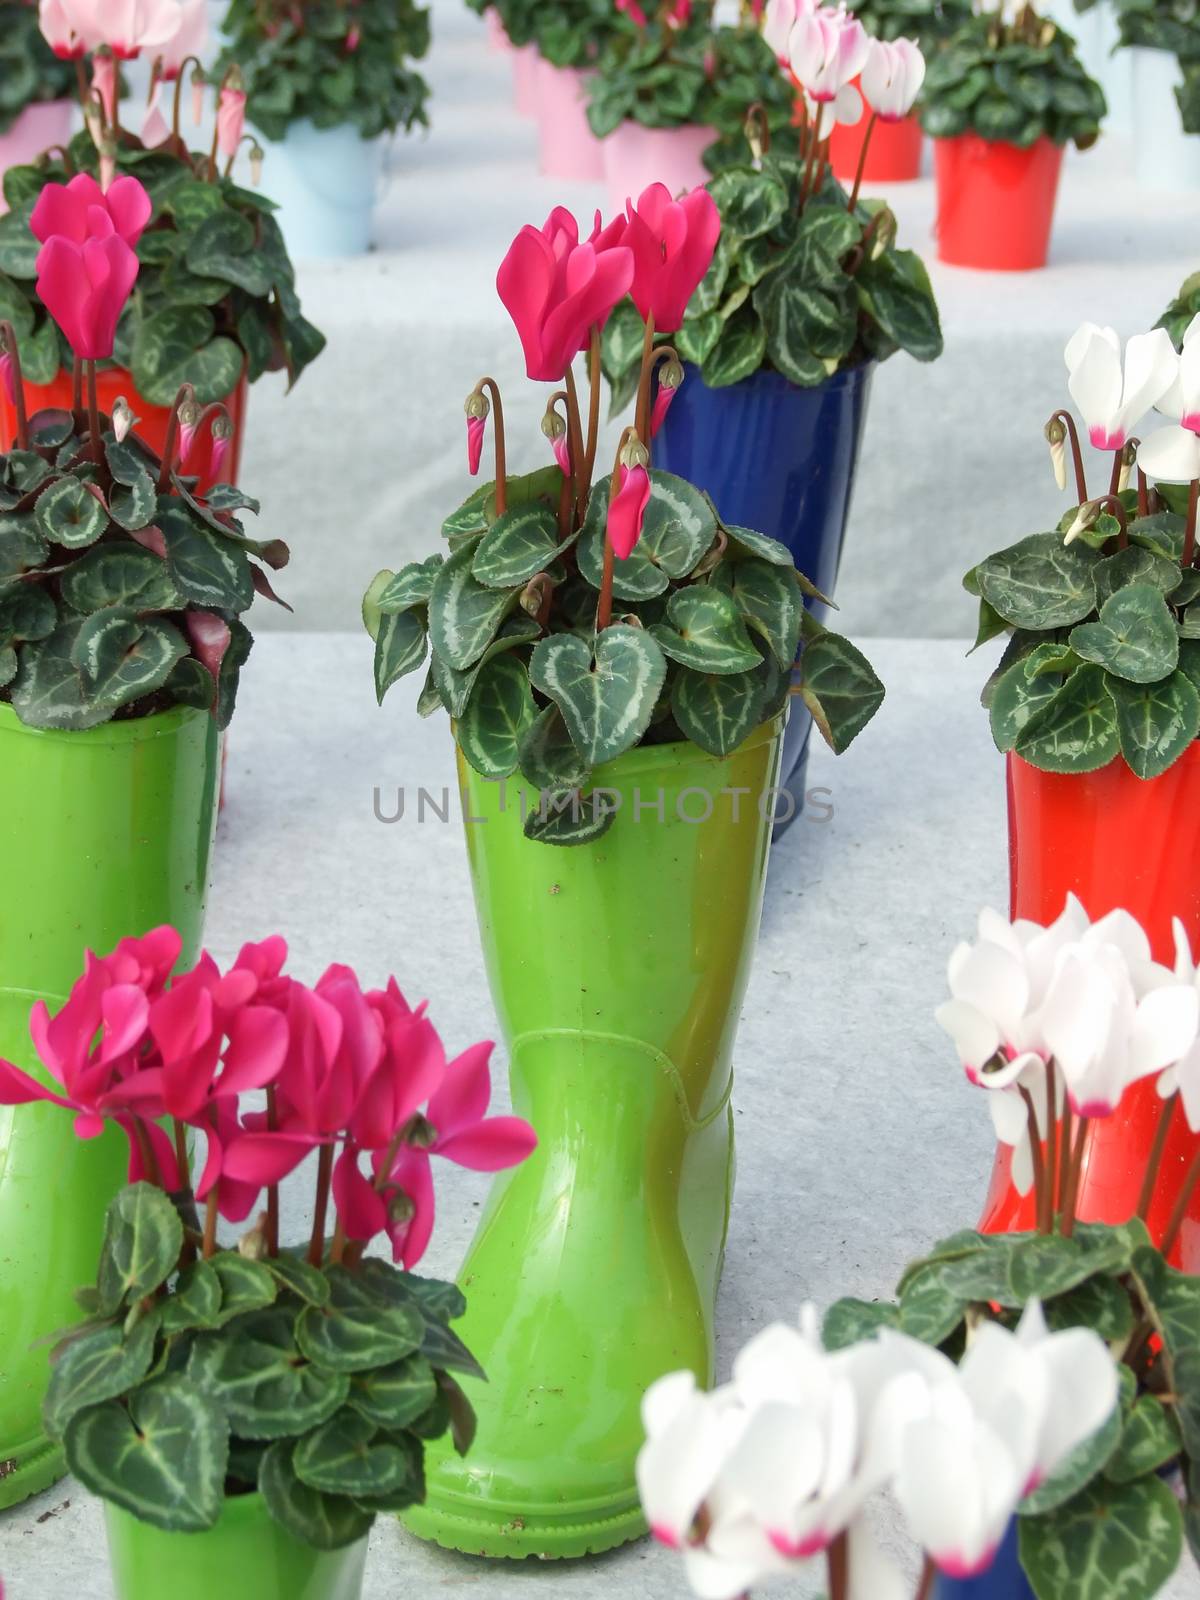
[30,172,150,362]
[485,183,718,561]
[0,928,537,1267]
[39,0,205,70]
[763,0,924,129]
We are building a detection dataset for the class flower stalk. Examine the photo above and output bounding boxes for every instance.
[0,321,29,450]
[1046,410,1088,504]
[470,377,507,515]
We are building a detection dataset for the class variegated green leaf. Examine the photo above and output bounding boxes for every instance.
[0,511,48,577]
[0,581,54,644]
[160,1259,221,1334]
[529,625,667,766]
[671,663,767,756]
[159,502,254,611]
[429,538,519,671]
[34,475,109,549]
[516,702,589,793]
[800,632,886,753]
[1019,1475,1182,1600]
[71,611,188,712]
[723,523,796,568]
[65,1378,229,1533]
[578,470,716,599]
[650,588,762,675]
[457,652,537,778]
[731,560,803,668]
[96,1183,184,1315]
[822,1298,900,1352]
[44,1314,159,1440]
[9,619,108,730]
[293,1407,422,1499]
[431,613,539,718]
[296,1266,424,1374]
[189,1307,347,1437]
[348,1354,437,1431]
[209,1253,278,1327]
[522,788,616,847]
[264,1252,330,1308]
[418,1315,487,1382]
[1069,583,1179,684]
[471,503,567,589]
[374,555,443,615]
[699,308,768,388]
[977,533,1101,630]
[1107,670,1200,779]
[258,1440,373,1551]
[1015,664,1120,774]
[108,469,157,533]
[374,609,427,705]
[60,545,180,615]
[989,647,1070,753]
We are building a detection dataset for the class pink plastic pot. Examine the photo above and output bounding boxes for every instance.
[0,100,74,216]
[601,121,715,213]
[486,7,510,51]
[512,44,539,118]
[535,59,604,181]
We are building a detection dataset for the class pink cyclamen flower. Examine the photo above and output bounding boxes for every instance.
[217,84,247,160]
[466,411,487,475]
[650,382,678,438]
[209,422,231,481]
[346,21,360,50]
[789,11,870,106]
[158,0,206,77]
[141,81,171,147]
[36,229,139,360]
[552,431,571,475]
[608,461,651,559]
[39,0,98,57]
[497,206,634,382]
[94,0,186,59]
[186,610,231,689]
[861,36,926,122]
[31,173,152,250]
[623,184,720,336]
[616,0,648,25]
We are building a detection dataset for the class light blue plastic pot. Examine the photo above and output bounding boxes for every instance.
[255,119,385,259]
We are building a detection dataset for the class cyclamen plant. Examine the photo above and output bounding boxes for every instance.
[1,0,75,135]
[0,0,323,403]
[605,5,941,397]
[970,319,1200,780]
[0,173,286,730]
[639,899,1200,1600]
[364,187,884,847]
[0,927,536,1545]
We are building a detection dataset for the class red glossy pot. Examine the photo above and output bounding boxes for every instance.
[829,92,923,183]
[980,750,1200,1267]
[934,133,1063,271]
[0,365,249,492]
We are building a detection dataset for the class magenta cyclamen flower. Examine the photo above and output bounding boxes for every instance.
[608,460,651,559]
[467,412,486,475]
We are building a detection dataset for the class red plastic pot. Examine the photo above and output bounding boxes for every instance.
[980,749,1200,1268]
[829,84,923,183]
[933,133,1063,271]
[0,365,249,492]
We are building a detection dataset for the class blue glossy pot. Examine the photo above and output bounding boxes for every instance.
[935,1522,1034,1600]
[654,360,874,829]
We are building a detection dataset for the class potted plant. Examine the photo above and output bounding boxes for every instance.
[606,25,941,819]
[216,0,431,257]
[0,1,75,211]
[0,173,292,1513]
[635,899,1200,1600]
[467,0,542,113]
[819,0,973,181]
[0,62,325,485]
[1101,0,1200,188]
[964,315,1200,1251]
[586,4,795,212]
[362,192,884,1557]
[0,930,537,1599]
[921,4,1106,271]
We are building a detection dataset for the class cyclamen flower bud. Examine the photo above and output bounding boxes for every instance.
[177,398,200,470]
[1064,499,1101,546]
[1118,439,1137,494]
[250,143,264,187]
[112,396,135,442]
[465,390,489,476]
[650,357,684,438]
[608,436,652,560]
[209,415,233,481]
[1045,417,1068,491]
[541,405,570,475]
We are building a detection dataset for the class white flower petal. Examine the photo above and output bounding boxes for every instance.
[1116,328,1179,437]
[1129,984,1200,1082]
[1068,330,1124,443]
[1138,425,1200,484]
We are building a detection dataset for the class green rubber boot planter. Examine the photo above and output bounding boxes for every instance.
[0,704,219,1510]
[105,1493,369,1600]
[404,716,784,1559]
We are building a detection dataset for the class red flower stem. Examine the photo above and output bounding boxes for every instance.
[633,313,657,445]
[1057,1098,1073,1216]
[202,1189,219,1258]
[847,111,877,211]
[131,1116,164,1188]
[307,1142,334,1266]
[86,360,102,463]
[1059,1115,1089,1238]
[474,377,506,515]
[800,102,825,209]
[1137,1092,1177,1222]
[1138,468,1150,519]
[172,1118,190,1191]
[915,1556,936,1600]
[156,382,197,489]
[826,1529,848,1600]
[265,1085,279,1257]
[0,322,29,450]
[1184,478,1200,570]
[1042,1061,1057,1233]
[71,354,82,413]
[1108,449,1123,499]
[330,1215,347,1266]
[171,56,203,140]
[584,325,602,493]
[564,365,587,524]
[373,1125,407,1193]
[1047,410,1087,504]
[1019,1086,1048,1235]
[74,57,89,111]
[1161,1144,1200,1258]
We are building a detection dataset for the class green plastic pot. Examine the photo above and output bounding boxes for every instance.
[105,1492,369,1599]
[404,715,784,1559]
[0,703,219,1510]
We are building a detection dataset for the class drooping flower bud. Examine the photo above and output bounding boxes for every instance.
[346,22,361,50]
[650,356,684,438]
[112,396,135,442]
[465,390,489,476]
[249,142,264,187]
[1045,417,1067,491]
[541,403,570,476]
[1118,439,1138,494]
[177,397,200,470]
[209,414,233,481]
[607,436,652,561]
[1063,499,1101,546]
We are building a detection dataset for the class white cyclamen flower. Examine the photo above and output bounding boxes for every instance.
[861,37,925,121]
[1156,918,1200,1131]
[1065,323,1179,451]
[1139,313,1200,484]
[789,10,870,121]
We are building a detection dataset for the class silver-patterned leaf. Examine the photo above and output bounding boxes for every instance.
[428,538,520,671]
[529,625,667,767]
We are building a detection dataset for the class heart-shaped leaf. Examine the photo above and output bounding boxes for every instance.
[65,1377,229,1533]
[185,208,274,296]
[347,1354,437,1431]
[0,581,55,645]
[71,611,188,712]
[428,538,520,671]
[730,560,803,669]
[671,663,768,756]
[43,1313,159,1440]
[723,523,797,569]
[258,1439,373,1552]
[108,469,157,533]
[374,556,443,616]
[1093,546,1181,607]
[160,1259,221,1335]
[578,472,717,599]
[457,652,537,778]
[35,476,109,549]
[822,1298,900,1353]
[1105,1396,1182,1485]
[0,512,48,578]
[189,1307,347,1437]
[208,1253,278,1327]
[472,503,568,589]
[96,1183,184,1315]
[989,646,1072,753]
[1108,669,1200,779]
[516,703,589,794]
[1069,583,1180,684]
[293,1407,422,1499]
[977,533,1101,629]
[374,609,427,705]
[60,546,180,615]
[296,1266,424,1374]
[529,625,667,767]
[523,789,617,847]
[1014,664,1120,774]
[1018,1476,1182,1600]
[10,619,109,730]
[131,306,245,407]
[650,587,763,675]
[431,614,540,719]
[264,1251,330,1308]
[160,501,253,611]
[800,633,885,753]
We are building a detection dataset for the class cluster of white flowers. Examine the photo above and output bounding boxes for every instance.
[937,897,1200,1193]
[761,0,925,130]
[637,1301,1118,1598]
[1064,320,1200,487]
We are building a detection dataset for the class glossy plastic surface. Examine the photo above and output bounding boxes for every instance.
[934,133,1063,270]
[0,101,74,216]
[403,719,783,1559]
[256,120,384,260]
[106,1493,368,1600]
[536,60,605,181]
[513,44,538,117]
[601,121,714,213]
[935,1522,1034,1600]
[0,367,248,492]
[0,703,219,1509]
[1132,48,1200,190]
[654,359,873,818]
[829,88,923,182]
[980,750,1200,1268]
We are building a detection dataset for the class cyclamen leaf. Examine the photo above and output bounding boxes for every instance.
[821,1298,899,1352]
[976,533,1101,629]
[348,1354,437,1431]
[1015,664,1120,774]
[188,1308,348,1438]
[671,664,768,757]
[988,650,1064,753]
[43,1314,159,1440]
[649,588,763,675]
[35,476,109,549]
[9,620,110,731]
[457,653,537,778]
[59,545,180,615]
[471,503,568,589]
[293,1407,422,1499]
[208,1252,278,1327]
[374,609,427,705]
[529,626,667,768]
[516,703,589,794]
[428,538,519,671]
[1107,670,1200,779]
[296,1266,424,1374]
[96,1183,184,1315]
[71,611,188,712]
[159,502,254,611]
[1068,583,1180,684]
[258,1440,373,1552]
[522,788,617,847]
[800,633,886,753]
[731,560,803,668]
[1018,1476,1182,1600]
